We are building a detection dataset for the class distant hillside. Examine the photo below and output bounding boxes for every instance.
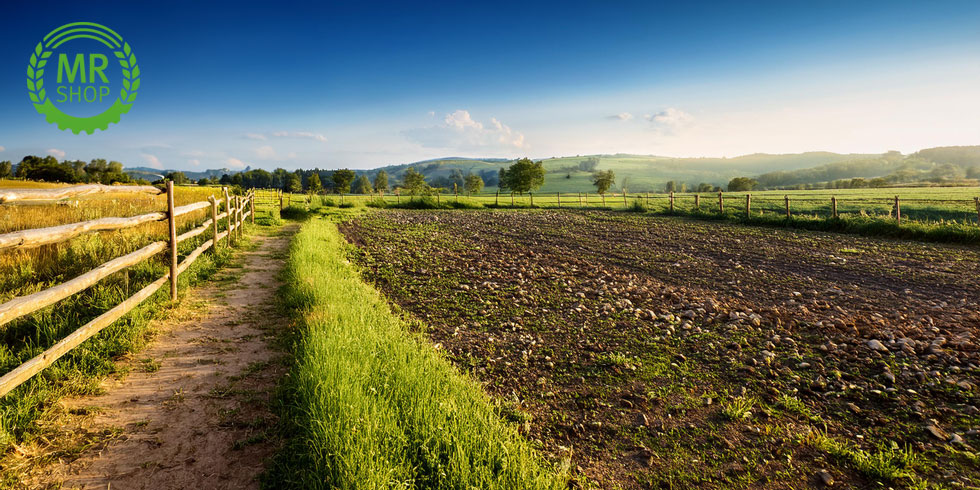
[754,147,980,189]
[122,146,980,192]
[362,151,875,193]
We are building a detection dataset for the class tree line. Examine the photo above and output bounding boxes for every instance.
[1,156,133,184]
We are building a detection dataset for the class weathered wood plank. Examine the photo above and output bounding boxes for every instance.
[0,184,162,203]
[172,200,212,218]
[177,219,212,243]
[0,274,169,397]
[0,241,167,328]
[0,212,165,252]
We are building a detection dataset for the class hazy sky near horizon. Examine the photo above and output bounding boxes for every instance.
[1,0,979,171]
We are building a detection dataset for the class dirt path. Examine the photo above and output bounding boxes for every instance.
[36,224,297,490]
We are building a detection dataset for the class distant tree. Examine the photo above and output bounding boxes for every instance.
[197,177,210,186]
[592,170,616,195]
[355,175,373,194]
[166,171,189,185]
[727,177,758,192]
[373,170,389,194]
[16,155,77,183]
[449,169,465,192]
[579,157,599,172]
[331,169,356,195]
[464,174,484,195]
[307,172,323,194]
[219,174,233,185]
[697,182,714,192]
[0,161,11,179]
[499,158,545,195]
[664,181,678,193]
[402,167,429,195]
[287,174,303,193]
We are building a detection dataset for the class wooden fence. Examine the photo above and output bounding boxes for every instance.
[0,183,254,397]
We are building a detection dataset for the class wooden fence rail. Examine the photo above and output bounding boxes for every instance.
[0,184,254,398]
[0,183,162,203]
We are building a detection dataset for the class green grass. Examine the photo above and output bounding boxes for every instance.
[267,217,565,489]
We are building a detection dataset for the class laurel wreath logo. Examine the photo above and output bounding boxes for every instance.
[26,23,140,134]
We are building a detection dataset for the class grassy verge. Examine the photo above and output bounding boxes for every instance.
[267,217,565,489]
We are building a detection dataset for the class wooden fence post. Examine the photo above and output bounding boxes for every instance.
[279,190,283,212]
[895,195,901,224]
[250,192,255,224]
[557,192,561,208]
[237,197,243,239]
[209,196,219,250]
[975,197,980,225]
[240,196,245,237]
[166,181,178,302]
[623,192,627,207]
[831,196,838,218]
[580,192,584,207]
[511,193,515,206]
[694,194,700,211]
[669,192,674,213]
[746,194,751,217]
[223,187,232,246]
[495,189,499,206]
[784,195,790,218]
[718,192,724,213]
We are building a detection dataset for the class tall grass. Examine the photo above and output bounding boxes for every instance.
[269,218,565,489]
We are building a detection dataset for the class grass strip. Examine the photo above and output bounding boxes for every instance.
[268,217,565,489]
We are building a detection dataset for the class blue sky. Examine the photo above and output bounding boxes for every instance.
[1,0,979,171]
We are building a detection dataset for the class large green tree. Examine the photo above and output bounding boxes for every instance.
[592,170,615,195]
[373,170,389,194]
[288,174,303,193]
[331,169,356,195]
[355,175,373,194]
[499,158,545,195]
[0,161,12,179]
[402,167,429,195]
[464,174,484,195]
[727,177,758,192]
[307,172,323,194]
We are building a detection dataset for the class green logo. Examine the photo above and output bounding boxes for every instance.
[26,22,140,134]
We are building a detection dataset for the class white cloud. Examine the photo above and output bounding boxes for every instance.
[188,159,201,166]
[403,110,527,153]
[0,145,5,152]
[141,153,163,169]
[607,112,634,121]
[255,145,277,159]
[293,131,327,142]
[645,108,695,134]
[226,158,248,169]
[261,131,327,142]
[427,111,435,117]
[244,133,267,141]
[46,148,66,159]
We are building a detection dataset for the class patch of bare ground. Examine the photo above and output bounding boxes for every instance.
[341,210,980,489]
[22,224,297,490]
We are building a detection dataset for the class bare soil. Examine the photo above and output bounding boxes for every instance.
[30,224,297,490]
[341,210,980,489]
